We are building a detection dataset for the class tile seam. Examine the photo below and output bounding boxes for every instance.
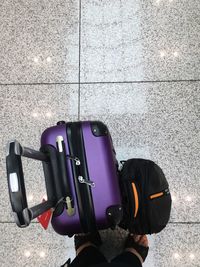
[0,79,200,86]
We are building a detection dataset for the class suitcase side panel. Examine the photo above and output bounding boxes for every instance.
[82,121,121,228]
[41,125,81,235]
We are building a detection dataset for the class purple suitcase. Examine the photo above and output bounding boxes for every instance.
[6,121,122,236]
[41,121,122,236]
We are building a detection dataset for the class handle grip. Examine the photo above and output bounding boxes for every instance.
[6,140,55,227]
[56,136,73,199]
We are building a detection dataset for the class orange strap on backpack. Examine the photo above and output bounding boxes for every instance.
[131,182,139,218]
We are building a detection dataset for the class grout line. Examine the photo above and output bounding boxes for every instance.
[78,0,82,120]
[0,79,200,87]
[0,82,79,86]
[80,79,200,85]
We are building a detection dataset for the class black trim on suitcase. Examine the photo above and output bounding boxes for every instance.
[79,123,97,232]
[66,122,97,233]
[41,145,63,201]
[91,121,109,137]
[56,139,73,201]
[106,205,123,230]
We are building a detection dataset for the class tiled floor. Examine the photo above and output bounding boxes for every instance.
[0,0,199,266]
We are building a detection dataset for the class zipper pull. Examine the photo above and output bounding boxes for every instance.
[119,160,126,171]
[66,155,81,165]
[74,157,81,166]
[78,176,95,187]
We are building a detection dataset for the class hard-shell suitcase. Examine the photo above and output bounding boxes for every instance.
[41,121,122,235]
[6,121,122,236]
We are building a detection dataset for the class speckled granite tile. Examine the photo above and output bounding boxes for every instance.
[99,224,200,267]
[0,84,78,221]
[152,224,200,267]
[80,82,200,222]
[0,0,79,83]
[0,223,199,267]
[81,0,200,82]
[0,223,75,267]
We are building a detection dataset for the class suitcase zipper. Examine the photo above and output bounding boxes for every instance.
[66,155,81,166]
[66,122,96,233]
[78,176,95,187]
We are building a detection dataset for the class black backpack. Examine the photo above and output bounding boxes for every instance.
[119,159,172,234]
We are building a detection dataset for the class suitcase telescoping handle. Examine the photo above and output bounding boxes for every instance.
[6,140,55,228]
[56,136,76,216]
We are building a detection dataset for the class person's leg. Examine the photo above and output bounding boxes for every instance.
[61,232,107,267]
[70,244,107,267]
[111,234,149,267]
[111,251,142,267]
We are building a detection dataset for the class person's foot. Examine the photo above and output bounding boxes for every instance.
[74,232,102,253]
[124,234,149,263]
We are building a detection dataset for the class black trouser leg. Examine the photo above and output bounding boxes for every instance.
[70,246,107,267]
[111,251,142,267]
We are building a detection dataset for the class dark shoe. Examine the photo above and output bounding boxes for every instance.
[74,232,102,251]
[124,234,149,262]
